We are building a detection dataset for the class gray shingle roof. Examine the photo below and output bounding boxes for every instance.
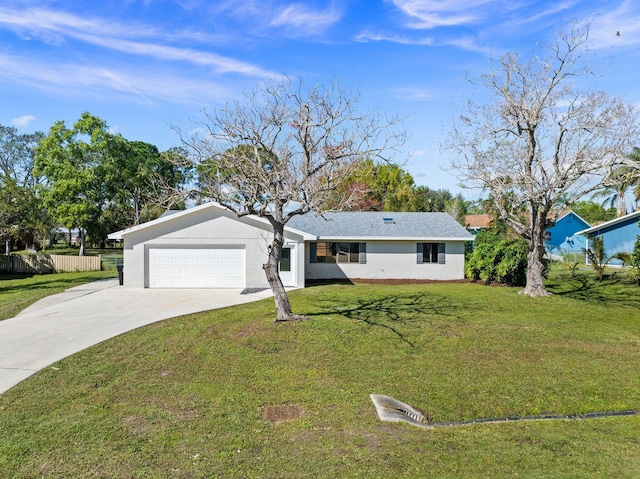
[287,211,474,240]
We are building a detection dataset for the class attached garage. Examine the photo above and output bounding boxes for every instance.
[147,247,245,288]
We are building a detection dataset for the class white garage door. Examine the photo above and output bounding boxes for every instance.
[148,247,245,288]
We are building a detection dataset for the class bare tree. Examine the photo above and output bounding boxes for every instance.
[447,25,640,297]
[179,77,404,321]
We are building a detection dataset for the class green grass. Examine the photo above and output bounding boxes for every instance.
[0,267,639,477]
[0,270,117,321]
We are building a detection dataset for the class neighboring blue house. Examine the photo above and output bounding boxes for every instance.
[576,210,640,265]
[545,210,591,256]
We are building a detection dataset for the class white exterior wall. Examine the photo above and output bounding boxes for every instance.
[304,240,466,281]
[121,208,304,288]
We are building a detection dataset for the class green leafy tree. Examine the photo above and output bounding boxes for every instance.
[109,141,192,226]
[0,125,44,188]
[0,178,48,252]
[34,113,117,255]
[0,124,51,251]
[571,201,616,224]
[466,223,529,286]
[332,159,464,213]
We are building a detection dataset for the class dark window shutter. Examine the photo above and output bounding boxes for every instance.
[438,243,446,264]
[417,243,424,264]
[310,242,317,263]
[359,243,367,264]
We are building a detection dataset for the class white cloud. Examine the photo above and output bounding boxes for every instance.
[0,6,276,78]
[388,0,497,29]
[587,0,640,49]
[269,3,342,34]
[74,33,278,78]
[10,115,36,127]
[214,1,342,36]
[392,87,437,101]
[0,52,234,106]
[355,31,434,45]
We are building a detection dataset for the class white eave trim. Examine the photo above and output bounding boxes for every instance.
[575,210,640,236]
[311,236,474,242]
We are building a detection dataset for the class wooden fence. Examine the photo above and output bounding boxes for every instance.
[0,254,102,273]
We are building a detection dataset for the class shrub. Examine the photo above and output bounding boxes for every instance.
[466,228,528,286]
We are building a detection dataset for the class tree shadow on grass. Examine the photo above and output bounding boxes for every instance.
[305,292,460,348]
[546,273,640,308]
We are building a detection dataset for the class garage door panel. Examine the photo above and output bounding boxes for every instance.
[148,247,245,288]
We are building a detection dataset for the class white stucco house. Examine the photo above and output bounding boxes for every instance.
[107,202,474,289]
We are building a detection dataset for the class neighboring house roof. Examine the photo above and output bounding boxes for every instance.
[108,203,474,242]
[550,209,591,227]
[288,211,474,241]
[575,210,640,236]
[464,214,492,230]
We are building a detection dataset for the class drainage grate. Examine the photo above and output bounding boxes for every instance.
[262,405,302,422]
[370,394,433,429]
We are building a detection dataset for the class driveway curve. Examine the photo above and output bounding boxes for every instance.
[0,279,274,394]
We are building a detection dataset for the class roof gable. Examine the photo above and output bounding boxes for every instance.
[108,202,314,241]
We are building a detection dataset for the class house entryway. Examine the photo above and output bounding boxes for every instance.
[279,245,297,287]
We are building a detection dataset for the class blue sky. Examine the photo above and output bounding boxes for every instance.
[1,0,639,197]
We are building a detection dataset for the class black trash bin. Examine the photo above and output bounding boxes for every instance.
[116,264,124,286]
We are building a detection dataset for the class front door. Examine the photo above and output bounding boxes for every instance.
[279,246,296,287]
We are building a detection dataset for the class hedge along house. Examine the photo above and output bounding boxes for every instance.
[108,203,474,289]
[575,210,640,266]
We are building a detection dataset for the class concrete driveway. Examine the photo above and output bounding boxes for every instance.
[0,279,274,394]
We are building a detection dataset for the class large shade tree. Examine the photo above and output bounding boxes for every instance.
[181,77,403,321]
[448,25,639,296]
[0,125,50,252]
[109,141,193,226]
[34,113,115,255]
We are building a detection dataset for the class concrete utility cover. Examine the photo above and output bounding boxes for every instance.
[370,394,433,429]
[262,405,302,422]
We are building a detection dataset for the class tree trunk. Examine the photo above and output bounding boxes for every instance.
[519,212,551,297]
[264,222,306,322]
[78,228,86,257]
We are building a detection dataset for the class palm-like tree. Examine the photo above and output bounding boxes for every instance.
[593,168,634,217]
[586,236,631,281]
[594,149,640,217]
[624,147,640,209]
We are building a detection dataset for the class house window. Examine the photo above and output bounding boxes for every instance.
[417,243,445,264]
[311,242,366,264]
[314,242,336,263]
[279,247,291,272]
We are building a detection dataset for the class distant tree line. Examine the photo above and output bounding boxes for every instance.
[1,110,638,259]
[1,113,193,255]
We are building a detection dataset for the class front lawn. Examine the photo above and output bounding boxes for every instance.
[0,270,117,321]
[0,269,639,477]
